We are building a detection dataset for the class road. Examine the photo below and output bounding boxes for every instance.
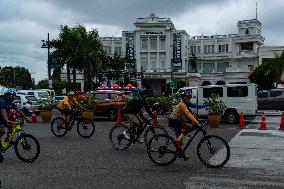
[0,114,283,189]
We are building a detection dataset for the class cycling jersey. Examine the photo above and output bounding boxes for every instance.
[0,97,11,125]
[169,100,199,125]
[57,96,79,109]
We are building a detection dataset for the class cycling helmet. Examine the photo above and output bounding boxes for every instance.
[180,90,192,98]
[4,88,16,96]
[67,90,75,96]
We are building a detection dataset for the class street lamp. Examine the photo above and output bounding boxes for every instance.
[41,33,51,80]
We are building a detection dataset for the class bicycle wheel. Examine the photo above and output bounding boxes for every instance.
[14,133,40,162]
[109,123,131,150]
[50,117,67,137]
[197,135,230,168]
[147,134,177,166]
[144,125,168,145]
[77,118,95,138]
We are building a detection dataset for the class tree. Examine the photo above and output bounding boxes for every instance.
[50,25,108,91]
[249,51,284,90]
[0,66,33,89]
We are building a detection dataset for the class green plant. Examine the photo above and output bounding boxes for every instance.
[37,97,57,111]
[78,94,96,111]
[204,94,226,115]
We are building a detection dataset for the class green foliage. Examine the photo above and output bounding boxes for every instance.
[37,97,57,111]
[204,94,226,115]
[77,94,96,110]
[249,51,284,90]
[145,95,175,112]
[0,66,33,89]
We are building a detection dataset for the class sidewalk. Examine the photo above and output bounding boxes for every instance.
[225,122,284,172]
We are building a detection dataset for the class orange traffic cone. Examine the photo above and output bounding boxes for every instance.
[279,112,284,130]
[239,112,245,129]
[259,112,267,130]
[117,109,122,124]
[31,108,37,123]
[152,111,158,127]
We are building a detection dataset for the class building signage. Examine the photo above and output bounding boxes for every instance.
[125,32,135,62]
[173,33,182,66]
[142,31,164,35]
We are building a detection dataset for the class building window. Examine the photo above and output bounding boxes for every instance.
[150,60,156,70]
[159,54,166,69]
[114,47,121,55]
[245,29,249,35]
[190,46,201,54]
[150,37,157,50]
[217,62,229,72]
[240,42,253,51]
[218,44,229,53]
[141,59,148,70]
[203,63,215,73]
[103,46,111,55]
[141,38,148,50]
[160,38,165,50]
[204,45,215,54]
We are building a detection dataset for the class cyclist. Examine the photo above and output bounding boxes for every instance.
[169,90,200,160]
[122,90,155,143]
[57,90,83,130]
[0,89,18,159]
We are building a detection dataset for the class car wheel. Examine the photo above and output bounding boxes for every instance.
[108,109,117,121]
[225,110,239,124]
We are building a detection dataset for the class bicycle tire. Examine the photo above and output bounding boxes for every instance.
[144,125,168,145]
[50,117,67,137]
[197,135,230,168]
[77,118,95,138]
[14,133,40,162]
[147,134,177,166]
[109,124,131,150]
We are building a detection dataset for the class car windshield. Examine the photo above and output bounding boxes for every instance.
[95,93,109,100]
[270,90,283,97]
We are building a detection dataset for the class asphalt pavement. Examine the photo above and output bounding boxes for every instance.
[0,114,283,189]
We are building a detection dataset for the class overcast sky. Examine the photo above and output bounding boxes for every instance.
[0,0,284,83]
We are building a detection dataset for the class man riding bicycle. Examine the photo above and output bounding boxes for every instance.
[169,90,200,160]
[57,91,83,130]
[0,89,19,161]
[122,90,156,143]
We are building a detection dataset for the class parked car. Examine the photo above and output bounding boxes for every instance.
[257,89,284,110]
[16,94,39,116]
[92,90,131,121]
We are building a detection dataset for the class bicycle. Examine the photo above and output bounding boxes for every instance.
[0,123,40,162]
[50,108,95,138]
[146,121,230,168]
[109,116,168,150]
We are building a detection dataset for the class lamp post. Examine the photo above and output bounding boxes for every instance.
[41,33,51,80]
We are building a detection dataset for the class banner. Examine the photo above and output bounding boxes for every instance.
[173,33,182,67]
[125,32,135,63]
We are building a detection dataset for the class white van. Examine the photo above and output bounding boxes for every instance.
[38,89,55,97]
[178,83,258,123]
[17,90,49,100]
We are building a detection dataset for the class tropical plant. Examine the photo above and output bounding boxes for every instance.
[37,97,57,111]
[77,94,96,111]
[204,94,226,115]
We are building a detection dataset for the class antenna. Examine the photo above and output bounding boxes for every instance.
[256,2,258,20]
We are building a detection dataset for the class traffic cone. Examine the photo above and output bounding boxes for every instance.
[239,112,245,129]
[117,109,122,124]
[279,112,284,130]
[31,108,37,123]
[259,112,267,130]
[152,111,158,127]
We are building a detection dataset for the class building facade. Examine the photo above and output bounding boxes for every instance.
[61,14,283,93]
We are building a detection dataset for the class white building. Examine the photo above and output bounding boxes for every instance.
[61,14,283,93]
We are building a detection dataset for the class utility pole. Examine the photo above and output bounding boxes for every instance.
[41,33,51,80]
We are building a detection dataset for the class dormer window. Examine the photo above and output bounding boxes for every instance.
[245,29,249,34]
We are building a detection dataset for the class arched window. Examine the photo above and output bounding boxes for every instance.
[216,80,225,85]
[202,81,211,86]
[245,29,249,35]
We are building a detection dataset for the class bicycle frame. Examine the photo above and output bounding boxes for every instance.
[182,124,208,152]
[0,124,23,152]
[127,121,152,142]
